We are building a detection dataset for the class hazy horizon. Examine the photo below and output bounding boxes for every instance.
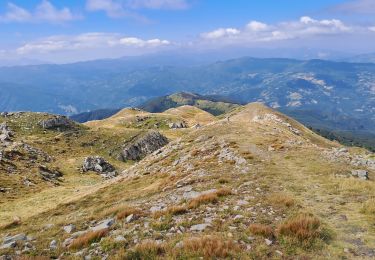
[1,0,375,64]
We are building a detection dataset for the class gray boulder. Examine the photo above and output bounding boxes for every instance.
[82,156,116,178]
[39,116,74,130]
[1,233,27,249]
[119,131,168,161]
[63,224,76,234]
[0,123,13,142]
[90,218,115,232]
[169,121,187,129]
[39,165,63,182]
[351,170,369,180]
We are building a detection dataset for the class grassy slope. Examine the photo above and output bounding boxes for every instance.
[0,104,374,259]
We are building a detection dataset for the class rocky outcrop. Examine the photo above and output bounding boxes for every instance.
[0,122,13,142]
[169,121,187,129]
[324,148,375,170]
[82,156,116,178]
[39,165,63,183]
[119,131,169,161]
[39,116,74,130]
[351,170,369,180]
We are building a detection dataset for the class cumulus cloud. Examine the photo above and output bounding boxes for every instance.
[201,16,352,43]
[128,0,189,10]
[86,0,189,18]
[16,33,171,54]
[334,0,375,14]
[201,28,240,40]
[0,1,81,23]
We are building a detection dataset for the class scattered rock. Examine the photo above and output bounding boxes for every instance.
[0,123,13,142]
[1,234,27,249]
[114,236,125,242]
[190,223,210,232]
[39,116,74,130]
[126,214,135,223]
[265,239,273,246]
[169,121,187,129]
[351,170,369,180]
[90,218,115,232]
[39,165,63,182]
[63,224,76,234]
[50,240,57,250]
[82,156,116,178]
[119,131,168,161]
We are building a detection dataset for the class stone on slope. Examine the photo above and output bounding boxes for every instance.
[39,116,74,130]
[90,218,115,232]
[63,224,76,234]
[351,170,369,180]
[0,123,13,142]
[119,131,168,161]
[190,223,211,232]
[82,156,116,178]
[1,234,27,249]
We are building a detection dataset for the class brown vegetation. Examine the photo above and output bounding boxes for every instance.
[179,235,240,258]
[249,224,274,238]
[69,229,108,250]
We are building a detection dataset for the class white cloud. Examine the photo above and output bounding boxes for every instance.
[16,33,171,54]
[201,16,352,44]
[85,0,189,18]
[369,26,375,32]
[0,1,80,23]
[201,28,240,40]
[334,0,375,14]
[86,0,125,17]
[246,21,269,32]
[128,0,189,10]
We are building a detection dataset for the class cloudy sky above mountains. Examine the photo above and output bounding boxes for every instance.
[1,0,375,63]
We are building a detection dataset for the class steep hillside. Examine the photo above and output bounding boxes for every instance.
[1,104,374,259]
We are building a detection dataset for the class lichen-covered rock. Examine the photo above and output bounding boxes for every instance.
[119,131,169,161]
[82,156,116,178]
[39,116,74,130]
[39,165,63,182]
[0,123,13,142]
[169,121,187,129]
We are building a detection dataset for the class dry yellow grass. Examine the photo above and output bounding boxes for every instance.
[269,193,295,208]
[277,213,327,248]
[188,193,218,209]
[361,198,375,215]
[249,224,274,238]
[69,229,108,250]
[179,235,240,258]
[188,188,232,209]
[215,187,232,197]
[153,205,188,218]
[129,240,166,258]
[116,207,143,220]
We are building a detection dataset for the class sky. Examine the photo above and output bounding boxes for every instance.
[0,0,375,63]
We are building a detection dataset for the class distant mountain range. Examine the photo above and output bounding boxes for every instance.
[0,56,374,144]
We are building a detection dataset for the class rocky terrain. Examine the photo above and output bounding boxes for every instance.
[0,103,374,259]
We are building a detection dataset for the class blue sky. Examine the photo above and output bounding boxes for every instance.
[0,0,375,63]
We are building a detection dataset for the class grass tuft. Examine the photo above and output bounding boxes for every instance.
[277,213,330,249]
[361,198,375,215]
[125,240,166,259]
[178,235,240,258]
[269,193,295,208]
[188,188,232,209]
[249,224,274,238]
[69,229,108,250]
